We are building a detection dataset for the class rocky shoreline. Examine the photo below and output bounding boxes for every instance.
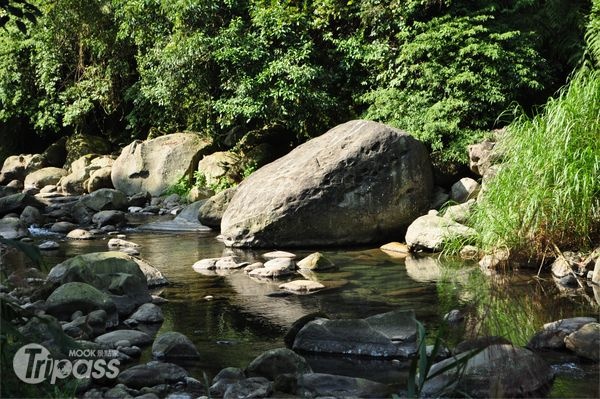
[1,120,598,398]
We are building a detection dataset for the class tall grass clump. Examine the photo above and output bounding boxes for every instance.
[471,69,600,256]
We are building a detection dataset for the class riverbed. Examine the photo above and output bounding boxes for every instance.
[31,228,600,398]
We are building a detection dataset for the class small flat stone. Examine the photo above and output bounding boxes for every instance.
[279,280,325,293]
[263,251,296,259]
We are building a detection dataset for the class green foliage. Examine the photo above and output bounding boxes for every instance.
[470,68,599,254]
[0,0,41,33]
[0,0,592,161]
[165,174,192,197]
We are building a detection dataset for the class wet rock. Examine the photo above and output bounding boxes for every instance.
[118,361,189,389]
[422,344,554,398]
[108,238,140,248]
[246,348,312,380]
[66,229,94,240]
[20,205,43,226]
[263,251,296,259]
[38,240,60,250]
[244,262,264,273]
[222,120,433,248]
[380,242,409,256]
[128,303,164,324]
[459,245,479,259]
[279,280,325,294]
[0,193,44,217]
[192,256,244,272]
[46,282,118,324]
[51,221,78,234]
[450,177,480,203]
[405,214,476,252]
[152,332,200,361]
[95,330,153,348]
[223,377,272,399]
[479,248,510,270]
[19,314,80,357]
[248,258,295,279]
[297,252,336,271]
[296,373,390,398]
[112,133,213,196]
[293,310,417,357]
[527,317,597,350]
[0,217,29,239]
[210,367,246,397]
[564,322,599,361]
[284,312,329,349]
[197,151,239,188]
[198,187,237,229]
[92,210,126,227]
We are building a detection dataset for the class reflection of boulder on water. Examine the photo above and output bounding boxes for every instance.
[224,272,320,327]
[405,255,443,282]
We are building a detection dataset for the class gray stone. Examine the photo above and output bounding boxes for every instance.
[210,367,246,397]
[564,322,599,361]
[66,229,94,240]
[112,133,213,196]
[527,317,597,350]
[95,330,153,348]
[594,255,600,285]
[152,332,200,361]
[39,240,60,250]
[248,258,295,279]
[223,377,272,399]
[198,187,236,229]
[24,167,67,189]
[297,253,336,271]
[118,361,189,389]
[46,282,118,324]
[20,205,43,226]
[450,177,480,203]
[129,303,164,324]
[247,348,312,380]
[296,373,390,398]
[0,193,44,217]
[197,151,239,188]
[86,166,113,193]
[405,214,476,252]
[468,140,497,177]
[0,154,45,184]
[293,310,417,357]
[0,217,29,239]
[79,188,128,211]
[92,210,126,227]
[443,199,475,224]
[222,120,433,247]
[422,344,553,398]
[279,280,325,293]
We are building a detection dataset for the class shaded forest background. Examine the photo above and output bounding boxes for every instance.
[0,0,592,166]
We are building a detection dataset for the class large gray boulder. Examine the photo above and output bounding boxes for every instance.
[59,155,113,194]
[79,188,128,212]
[117,361,189,390]
[151,332,200,362]
[24,167,67,190]
[46,252,156,315]
[421,344,554,398]
[564,322,599,361]
[246,348,312,380]
[527,317,597,350]
[111,133,213,196]
[221,120,433,247]
[405,213,477,252]
[0,154,45,184]
[198,187,237,229]
[45,282,118,325]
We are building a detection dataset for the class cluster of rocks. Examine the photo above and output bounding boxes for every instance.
[193,250,340,295]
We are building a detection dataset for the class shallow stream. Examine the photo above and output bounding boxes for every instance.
[29,227,600,398]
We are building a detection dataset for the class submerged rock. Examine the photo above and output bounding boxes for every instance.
[221,120,433,247]
[292,310,417,358]
[279,280,325,294]
[246,348,312,380]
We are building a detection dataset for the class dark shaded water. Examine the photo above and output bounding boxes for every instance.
[31,229,600,397]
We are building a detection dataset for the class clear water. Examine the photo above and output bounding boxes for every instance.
[29,229,600,397]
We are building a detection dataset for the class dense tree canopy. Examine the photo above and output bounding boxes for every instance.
[0,0,591,163]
